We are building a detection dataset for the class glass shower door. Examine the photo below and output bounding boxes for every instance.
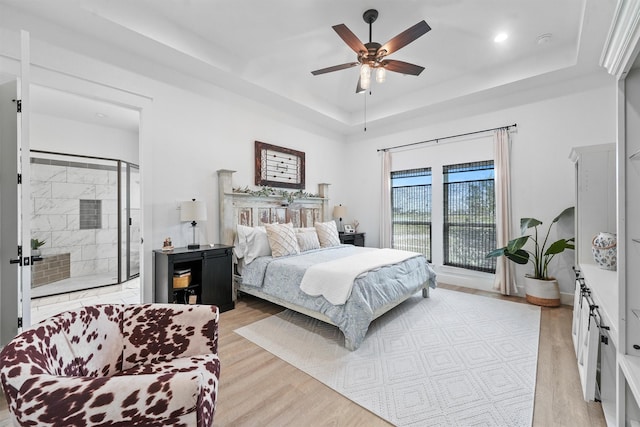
[30,151,120,297]
[120,162,140,280]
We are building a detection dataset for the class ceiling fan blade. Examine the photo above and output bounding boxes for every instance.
[332,24,367,54]
[380,21,431,56]
[311,62,359,75]
[356,76,365,94]
[383,60,425,76]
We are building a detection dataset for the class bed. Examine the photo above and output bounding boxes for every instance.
[217,170,437,350]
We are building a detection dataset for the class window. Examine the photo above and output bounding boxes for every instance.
[391,168,432,261]
[443,161,496,272]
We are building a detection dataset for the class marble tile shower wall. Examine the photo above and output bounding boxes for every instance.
[31,161,119,280]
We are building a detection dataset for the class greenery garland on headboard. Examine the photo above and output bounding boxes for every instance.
[232,186,321,205]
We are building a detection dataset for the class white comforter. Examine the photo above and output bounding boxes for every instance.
[299,248,422,305]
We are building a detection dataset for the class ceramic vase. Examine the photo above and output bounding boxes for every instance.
[592,232,617,271]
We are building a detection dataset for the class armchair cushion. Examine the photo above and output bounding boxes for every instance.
[122,304,219,370]
[0,303,220,427]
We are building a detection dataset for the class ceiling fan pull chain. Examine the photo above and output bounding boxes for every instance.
[364,90,367,132]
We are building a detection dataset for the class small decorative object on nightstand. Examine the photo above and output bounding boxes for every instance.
[339,232,365,247]
[162,237,174,251]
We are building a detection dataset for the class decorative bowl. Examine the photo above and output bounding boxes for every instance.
[592,232,617,271]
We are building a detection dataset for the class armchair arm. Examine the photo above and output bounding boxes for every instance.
[122,304,219,369]
[14,371,202,426]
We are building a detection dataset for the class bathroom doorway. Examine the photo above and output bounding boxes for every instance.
[28,83,141,299]
[29,151,140,298]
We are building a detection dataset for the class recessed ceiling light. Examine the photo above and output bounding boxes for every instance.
[494,33,508,43]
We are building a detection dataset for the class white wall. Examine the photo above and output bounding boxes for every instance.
[148,81,348,249]
[343,81,617,298]
[30,113,139,163]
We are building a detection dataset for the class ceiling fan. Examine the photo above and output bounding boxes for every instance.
[311,9,431,93]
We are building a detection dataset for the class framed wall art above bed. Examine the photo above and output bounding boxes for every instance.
[254,141,305,189]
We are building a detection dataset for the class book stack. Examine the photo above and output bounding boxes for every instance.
[173,268,191,289]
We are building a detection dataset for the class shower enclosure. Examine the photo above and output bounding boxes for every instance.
[30,151,140,297]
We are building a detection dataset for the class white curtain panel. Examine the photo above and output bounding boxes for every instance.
[380,151,392,248]
[493,128,516,295]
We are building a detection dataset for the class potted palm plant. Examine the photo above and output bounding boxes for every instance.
[486,207,574,307]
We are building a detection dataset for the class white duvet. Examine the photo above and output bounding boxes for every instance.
[299,248,421,305]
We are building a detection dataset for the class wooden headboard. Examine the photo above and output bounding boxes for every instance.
[217,170,330,246]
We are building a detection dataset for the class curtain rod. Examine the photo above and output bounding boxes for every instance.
[377,123,517,152]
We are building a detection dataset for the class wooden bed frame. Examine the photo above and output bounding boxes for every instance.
[217,169,429,348]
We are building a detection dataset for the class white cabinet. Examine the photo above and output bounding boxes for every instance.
[597,2,640,423]
[619,66,640,426]
[570,145,618,424]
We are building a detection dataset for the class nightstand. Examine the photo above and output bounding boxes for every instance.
[339,232,365,247]
[153,245,234,312]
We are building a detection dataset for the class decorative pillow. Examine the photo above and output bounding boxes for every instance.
[296,229,320,252]
[265,223,300,258]
[294,227,316,233]
[235,225,271,264]
[315,221,341,247]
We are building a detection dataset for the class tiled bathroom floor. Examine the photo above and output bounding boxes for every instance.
[30,277,141,324]
[31,273,119,299]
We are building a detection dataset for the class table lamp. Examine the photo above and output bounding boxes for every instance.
[181,199,207,249]
[333,204,347,232]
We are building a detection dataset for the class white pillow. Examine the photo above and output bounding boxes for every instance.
[235,225,271,265]
[296,229,320,252]
[265,223,300,258]
[315,221,341,247]
[294,227,316,233]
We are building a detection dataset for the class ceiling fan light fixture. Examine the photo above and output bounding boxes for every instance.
[360,63,372,89]
[361,74,371,90]
[360,63,371,80]
[376,67,386,83]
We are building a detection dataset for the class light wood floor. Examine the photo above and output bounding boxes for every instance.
[0,285,606,426]
[214,284,606,427]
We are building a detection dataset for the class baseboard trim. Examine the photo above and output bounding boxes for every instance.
[560,291,574,306]
[436,268,575,307]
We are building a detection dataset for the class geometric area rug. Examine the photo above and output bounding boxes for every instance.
[235,288,541,426]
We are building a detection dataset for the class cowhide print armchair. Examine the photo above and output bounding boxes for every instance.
[0,304,220,427]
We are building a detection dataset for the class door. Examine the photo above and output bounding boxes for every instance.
[0,32,32,346]
[0,80,21,346]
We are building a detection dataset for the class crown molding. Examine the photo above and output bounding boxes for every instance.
[601,0,640,79]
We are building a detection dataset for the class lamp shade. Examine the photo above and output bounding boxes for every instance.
[333,205,347,219]
[181,200,207,222]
